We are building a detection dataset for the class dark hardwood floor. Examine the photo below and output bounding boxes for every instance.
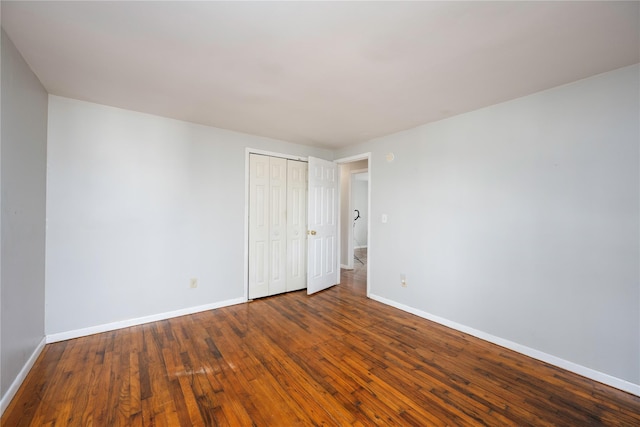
[3,259,639,426]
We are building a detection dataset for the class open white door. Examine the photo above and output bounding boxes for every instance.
[307,156,338,294]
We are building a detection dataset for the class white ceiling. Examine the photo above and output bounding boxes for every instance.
[2,1,639,149]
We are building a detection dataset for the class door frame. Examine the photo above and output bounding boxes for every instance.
[335,153,372,298]
[244,148,308,301]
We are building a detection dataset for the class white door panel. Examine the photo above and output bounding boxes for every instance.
[269,157,287,295]
[249,154,270,299]
[287,160,308,291]
[307,157,338,294]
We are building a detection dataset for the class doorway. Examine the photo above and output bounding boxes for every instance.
[336,153,371,297]
[351,171,368,267]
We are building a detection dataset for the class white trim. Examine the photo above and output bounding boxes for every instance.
[354,245,368,249]
[340,264,353,270]
[350,168,368,175]
[46,297,246,343]
[335,153,370,164]
[246,147,307,162]
[0,337,46,416]
[335,152,372,298]
[369,293,640,397]
[244,150,251,302]
[336,161,342,284]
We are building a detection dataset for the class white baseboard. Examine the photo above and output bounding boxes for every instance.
[354,245,368,249]
[369,293,640,397]
[340,264,354,270]
[0,337,46,417]
[46,297,246,343]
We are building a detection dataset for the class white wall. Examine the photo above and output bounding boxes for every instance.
[1,30,47,400]
[46,96,332,336]
[335,64,640,388]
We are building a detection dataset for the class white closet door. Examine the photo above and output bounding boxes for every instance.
[249,154,270,299]
[268,156,287,295]
[286,160,308,291]
[250,154,309,299]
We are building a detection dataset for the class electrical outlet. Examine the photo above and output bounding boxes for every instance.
[190,278,198,289]
[400,274,407,287]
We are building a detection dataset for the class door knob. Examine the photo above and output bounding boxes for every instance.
[308,230,317,235]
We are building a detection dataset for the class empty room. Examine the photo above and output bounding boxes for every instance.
[1,1,639,425]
